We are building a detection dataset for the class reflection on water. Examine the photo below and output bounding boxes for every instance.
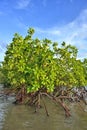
[2,97,87,130]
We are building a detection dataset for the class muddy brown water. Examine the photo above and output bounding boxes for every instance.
[1,96,87,130]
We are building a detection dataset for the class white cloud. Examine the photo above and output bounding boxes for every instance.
[0,43,7,52]
[1,8,86,60]
[16,0,31,9]
[35,9,87,59]
[35,27,60,35]
[0,53,5,61]
[0,44,6,61]
[0,46,4,52]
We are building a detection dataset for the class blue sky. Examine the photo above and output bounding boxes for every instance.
[0,0,87,61]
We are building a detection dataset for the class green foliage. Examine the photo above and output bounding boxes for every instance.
[2,28,87,93]
[82,58,87,85]
[0,63,4,84]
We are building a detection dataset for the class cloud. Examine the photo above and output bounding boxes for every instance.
[62,9,87,49]
[2,8,86,60]
[8,8,87,59]
[35,27,60,35]
[0,46,4,52]
[35,9,87,59]
[0,43,7,52]
[0,45,6,61]
[16,0,31,9]
[0,52,5,61]
[0,42,8,61]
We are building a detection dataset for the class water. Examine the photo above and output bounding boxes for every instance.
[0,100,9,130]
[0,84,87,130]
[0,85,7,130]
[0,85,15,130]
[2,97,87,130]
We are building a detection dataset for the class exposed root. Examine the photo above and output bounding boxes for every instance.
[40,93,49,116]
[0,87,87,117]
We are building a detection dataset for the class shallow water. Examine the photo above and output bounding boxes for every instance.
[0,85,15,130]
[0,84,87,130]
[0,85,9,130]
[0,99,9,130]
[2,97,87,130]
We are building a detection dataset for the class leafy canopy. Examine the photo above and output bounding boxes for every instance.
[2,28,87,92]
